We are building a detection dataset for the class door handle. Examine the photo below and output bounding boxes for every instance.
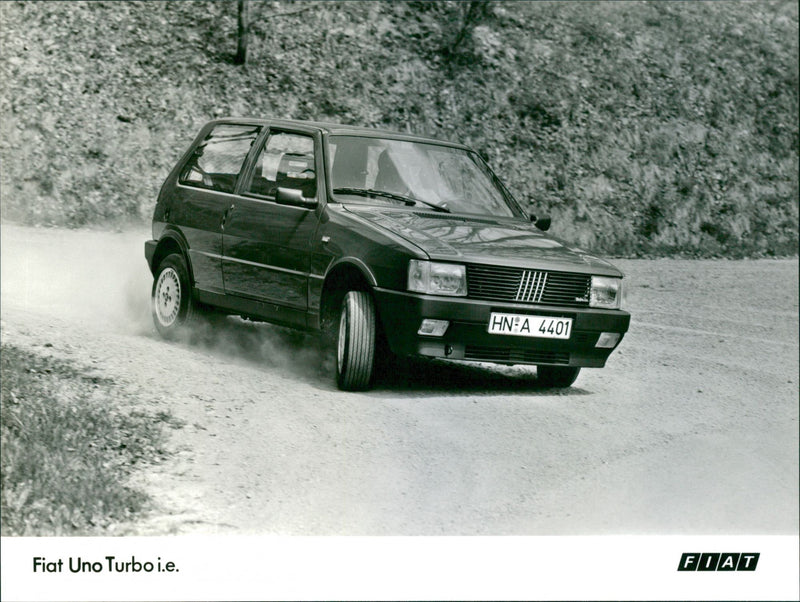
[221,204,235,230]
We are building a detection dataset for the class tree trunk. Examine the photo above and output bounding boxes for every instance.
[235,0,249,65]
[449,0,489,55]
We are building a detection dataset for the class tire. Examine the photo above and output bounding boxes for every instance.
[151,253,199,339]
[537,365,581,388]
[336,291,376,391]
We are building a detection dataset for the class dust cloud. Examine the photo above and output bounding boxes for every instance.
[184,316,332,379]
[2,224,152,333]
[0,224,331,378]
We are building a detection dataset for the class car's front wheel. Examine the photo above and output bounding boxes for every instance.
[336,291,376,391]
[536,365,581,388]
[151,253,198,339]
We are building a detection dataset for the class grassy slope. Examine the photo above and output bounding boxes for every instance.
[0,0,797,257]
[0,344,179,535]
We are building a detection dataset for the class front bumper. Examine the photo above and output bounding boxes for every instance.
[373,288,630,367]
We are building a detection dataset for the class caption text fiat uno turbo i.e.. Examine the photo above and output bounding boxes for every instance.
[145,118,630,390]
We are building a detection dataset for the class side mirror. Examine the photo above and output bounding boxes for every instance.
[276,187,318,209]
[529,214,551,232]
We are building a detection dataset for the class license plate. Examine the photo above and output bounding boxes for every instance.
[488,313,573,339]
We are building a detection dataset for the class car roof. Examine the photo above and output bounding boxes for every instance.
[211,117,471,150]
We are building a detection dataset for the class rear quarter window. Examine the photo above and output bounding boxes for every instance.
[180,124,260,194]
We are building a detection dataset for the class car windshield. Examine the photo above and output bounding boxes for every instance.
[327,135,522,218]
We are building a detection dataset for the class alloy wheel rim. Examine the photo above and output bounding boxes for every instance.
[155,268,181,326]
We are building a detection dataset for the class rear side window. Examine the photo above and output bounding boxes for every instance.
[180,124,260,193]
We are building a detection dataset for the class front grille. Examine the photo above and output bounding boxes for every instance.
[467,265,591,307]
[464,345,570,365]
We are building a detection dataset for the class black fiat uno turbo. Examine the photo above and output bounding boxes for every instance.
[145,118,630,390]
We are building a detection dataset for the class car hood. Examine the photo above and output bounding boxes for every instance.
[343,206,623,276]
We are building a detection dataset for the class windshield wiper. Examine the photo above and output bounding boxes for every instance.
[410,197,450,213]
[332,187,450,213]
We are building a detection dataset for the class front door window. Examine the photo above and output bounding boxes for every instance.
[246,132,317,200]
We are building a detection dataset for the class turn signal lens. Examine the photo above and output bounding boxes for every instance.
[595,332,621,348]
[418,319,450,336]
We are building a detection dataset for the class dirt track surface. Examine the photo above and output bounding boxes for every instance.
[1,223,797,535]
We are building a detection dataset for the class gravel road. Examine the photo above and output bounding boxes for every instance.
[1,223,797,535]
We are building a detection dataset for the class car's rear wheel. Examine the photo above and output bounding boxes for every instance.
[336,291,376,391]
[152,253,198,339]
[537,365,581,388]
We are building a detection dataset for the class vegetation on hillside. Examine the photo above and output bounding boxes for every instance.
[0,0,797,257]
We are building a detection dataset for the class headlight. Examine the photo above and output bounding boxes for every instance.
[590,276,623,309]
[408,260,467,296]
